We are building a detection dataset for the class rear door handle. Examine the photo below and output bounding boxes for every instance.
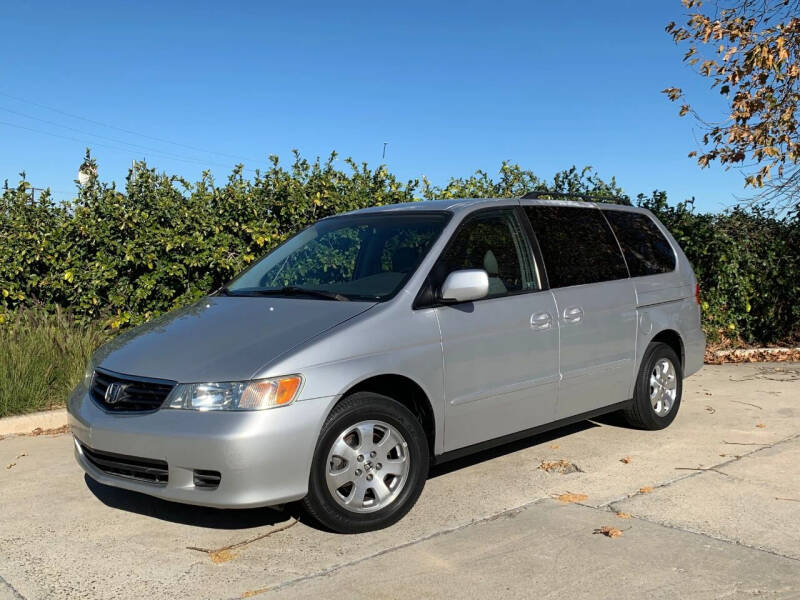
[563,306,583,323]
[530,312,553,330]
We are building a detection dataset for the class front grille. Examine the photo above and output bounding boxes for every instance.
[90,369,175,412]
[81,444,168,485]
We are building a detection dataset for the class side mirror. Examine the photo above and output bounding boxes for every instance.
[440,269,489,303]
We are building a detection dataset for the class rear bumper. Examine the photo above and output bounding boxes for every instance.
[684,328,706,377]
[67,383,335,508]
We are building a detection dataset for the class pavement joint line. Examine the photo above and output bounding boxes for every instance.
[233,481,800,600]
[0,573,26,600]
[600,506,800,564]
[228,495,553,599]
[598,431,800,564]
[597,430,800,510]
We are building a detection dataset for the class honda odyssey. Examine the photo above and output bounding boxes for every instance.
[68,198,705,533]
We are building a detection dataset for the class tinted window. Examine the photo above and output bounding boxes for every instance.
[524,205,628,288]
[436,210,539,297]
[603,210,676,277]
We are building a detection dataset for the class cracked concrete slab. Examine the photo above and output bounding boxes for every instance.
[0,363,798,599]
[260,500,800,600]
[615,435,800,560]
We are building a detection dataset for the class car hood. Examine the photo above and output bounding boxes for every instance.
[94,296,376,382]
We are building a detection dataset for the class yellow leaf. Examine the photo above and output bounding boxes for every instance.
[593,525,623,538]
[63,270,74,283]
[1,289,8,298]
[556,492,588,503]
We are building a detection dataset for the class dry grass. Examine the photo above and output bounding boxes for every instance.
[0,308,108,418]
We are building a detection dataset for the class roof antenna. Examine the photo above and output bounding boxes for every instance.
[382,142,388,160]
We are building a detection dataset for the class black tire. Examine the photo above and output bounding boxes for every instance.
[301,392,429,533]
[622,341,683,430]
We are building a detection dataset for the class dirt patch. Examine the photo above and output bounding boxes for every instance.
[729,365,800,383]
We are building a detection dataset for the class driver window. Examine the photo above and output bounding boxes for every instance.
[437,210,539,298]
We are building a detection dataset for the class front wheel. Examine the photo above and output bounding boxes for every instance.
[622,341,683,430]
[301,392,429,533]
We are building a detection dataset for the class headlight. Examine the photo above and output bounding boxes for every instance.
[83,359,95,388]
[165,375,302,411]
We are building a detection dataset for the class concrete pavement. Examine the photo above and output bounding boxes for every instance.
[1,363,798,599]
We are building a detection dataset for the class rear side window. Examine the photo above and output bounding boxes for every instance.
[524,205,628,288]
[603,210,676,277]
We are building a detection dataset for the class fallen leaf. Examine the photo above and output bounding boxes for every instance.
[538,459,580,474]
[705,405,716,414]
[5,462,16,470]
[210,549,236,564]
[620,456,632,464]
[756,423,766,428]
[556,492,588,503]
[15,452,27,460]
[616,512,632,519]
[593,525,623,538]
[550,444,560,450]
[28,425,69,436]
[639,486,654,494]
[704,392,712,396]
[242,588,271,598]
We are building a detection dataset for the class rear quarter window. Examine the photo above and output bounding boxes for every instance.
[603,210,676,277]
[524,205,629,288]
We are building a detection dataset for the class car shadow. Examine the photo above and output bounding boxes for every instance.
[84,475,291,530]
[428,419,599,478]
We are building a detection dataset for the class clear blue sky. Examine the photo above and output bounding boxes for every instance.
[2,1,744,212]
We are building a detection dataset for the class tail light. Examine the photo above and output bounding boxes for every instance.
[695,283,701,305]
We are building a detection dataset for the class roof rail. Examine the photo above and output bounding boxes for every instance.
[520,191,630,204]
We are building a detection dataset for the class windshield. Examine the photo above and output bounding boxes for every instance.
[226,212,450,301]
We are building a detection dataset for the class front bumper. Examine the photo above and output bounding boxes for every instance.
[67,384,335,508]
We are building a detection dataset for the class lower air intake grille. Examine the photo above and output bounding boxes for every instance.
[193,469,222,489]
[81,444,168,485]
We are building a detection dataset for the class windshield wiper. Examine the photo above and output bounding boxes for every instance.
[232,286,351,301]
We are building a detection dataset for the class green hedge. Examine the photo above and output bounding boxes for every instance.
[1,153,798,344]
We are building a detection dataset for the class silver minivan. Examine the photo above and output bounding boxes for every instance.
[68,198,705,532]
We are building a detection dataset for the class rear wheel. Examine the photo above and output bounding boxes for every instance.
[302,392,429,533]
[622,341,682,430]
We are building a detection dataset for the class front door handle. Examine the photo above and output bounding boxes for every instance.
[563,306,583,323]
[530,312,553,330]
